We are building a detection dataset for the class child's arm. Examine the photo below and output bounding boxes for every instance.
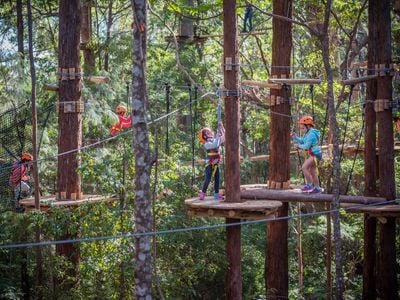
[296,132,317,150]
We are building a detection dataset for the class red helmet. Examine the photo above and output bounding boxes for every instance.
[298,115,314,126]
[116,105,127,114]
[198,128,213,143]
[21,153,33,161]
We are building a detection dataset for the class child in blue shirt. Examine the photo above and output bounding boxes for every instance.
[198,122,225,200]
[291,116,322,193]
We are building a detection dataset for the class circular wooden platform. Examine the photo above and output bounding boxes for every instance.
[19,194,118,212]
[185,197,282,220]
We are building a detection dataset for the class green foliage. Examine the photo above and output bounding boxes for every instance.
[0,0,399,298]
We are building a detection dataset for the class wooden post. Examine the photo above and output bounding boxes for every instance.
[56,0,82,290]
[266,1,292,299]
[223,1,242,299]
[80,1,95,73]
[375,1,398,298]
[363,1,378,298]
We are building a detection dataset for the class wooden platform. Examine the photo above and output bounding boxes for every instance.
[341,203,400,217]
[19,194,118,212]
[185,197,282,220]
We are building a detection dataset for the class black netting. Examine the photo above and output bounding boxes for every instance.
[0,102,33,205]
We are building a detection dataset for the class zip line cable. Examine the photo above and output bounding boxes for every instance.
[0,89,214,173]
[0,198,397,250]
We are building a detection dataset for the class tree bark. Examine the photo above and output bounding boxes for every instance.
[131,1,153,299]
[363,1,378,298]
[17,0,24,56]
[104,0,113,71]
[374,1,398,298]
[319,0,344,298]
[266,1,292,298]
[223,0,242,299]
[27,0,43,297]
[81,1,95,73]
[56,0,82,290]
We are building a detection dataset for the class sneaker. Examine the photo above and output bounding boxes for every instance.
[301,184,313,192]
[309,187,321,194]
[213,193,224,200]
[198,191,206,200]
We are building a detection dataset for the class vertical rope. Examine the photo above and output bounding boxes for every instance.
[339,85,355,163]
[165,83,171,156]
[188,83,195,185]
[309,84,315,119]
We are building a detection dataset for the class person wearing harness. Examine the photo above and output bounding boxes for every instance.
[9,152,33,212]
[198,122,225,200]
[291,116,322,193]
[110,104,132,135]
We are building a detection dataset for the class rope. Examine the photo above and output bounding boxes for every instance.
[339,85,355,164]
[1,198,397,250]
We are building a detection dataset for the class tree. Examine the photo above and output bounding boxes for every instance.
[266,0,292,298]
[131,0,153,299]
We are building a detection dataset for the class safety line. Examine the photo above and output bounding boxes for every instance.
[0,199,397,250]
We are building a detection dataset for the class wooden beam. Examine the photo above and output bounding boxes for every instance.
[242,79,281,89]
[240,188,386,204]
[268,78,322,85]
[43,83,59,91]
[340,75,378,85]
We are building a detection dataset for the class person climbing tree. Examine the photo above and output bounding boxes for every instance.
[8,152,33,212]
[110,104,133,135]
[242,3,254,32]
[198,122,225,200]
[291,116,322,193]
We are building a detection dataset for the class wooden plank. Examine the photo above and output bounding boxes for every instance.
[240,188,386,204]
[268,78,322,85]
[187,207,278,220]
[185,198,282,211]
[242,80,281,89]
[341,203,400,217]
[340,75,378,85]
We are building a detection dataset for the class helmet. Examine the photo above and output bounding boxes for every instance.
[116,105,127,114]
[21,153,33,161]
[298,115,314,126]
[198,128,213,143]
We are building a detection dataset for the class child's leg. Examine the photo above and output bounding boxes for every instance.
[202,165,213,193]
[310,158,320,188]
[302,156,314,184]
[213,165,220,194]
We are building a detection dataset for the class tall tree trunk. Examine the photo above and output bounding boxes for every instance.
[266,1,292,299]
[375,1,398,298]
[17,0,24,56]
[27,0,43,297]
[363,1,378,298]
[223,1,242,299]
[104,0,113,71]
[81,1,95,73]
[319,0,344,298]
[131,1,153,299]
[56,0,82,290]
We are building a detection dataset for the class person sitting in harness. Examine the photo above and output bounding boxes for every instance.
[110,104,133,135]
[291,116,322,194]
[9,152,33,211]
[198,122,225,200]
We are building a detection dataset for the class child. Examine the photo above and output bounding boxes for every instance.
[9,152,33,211]
[110,104,132,135]
[243,3,254,32]
[198,122,225,200]
[291,116,322,193]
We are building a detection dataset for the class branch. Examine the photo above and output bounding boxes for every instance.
[251,3,319,36]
